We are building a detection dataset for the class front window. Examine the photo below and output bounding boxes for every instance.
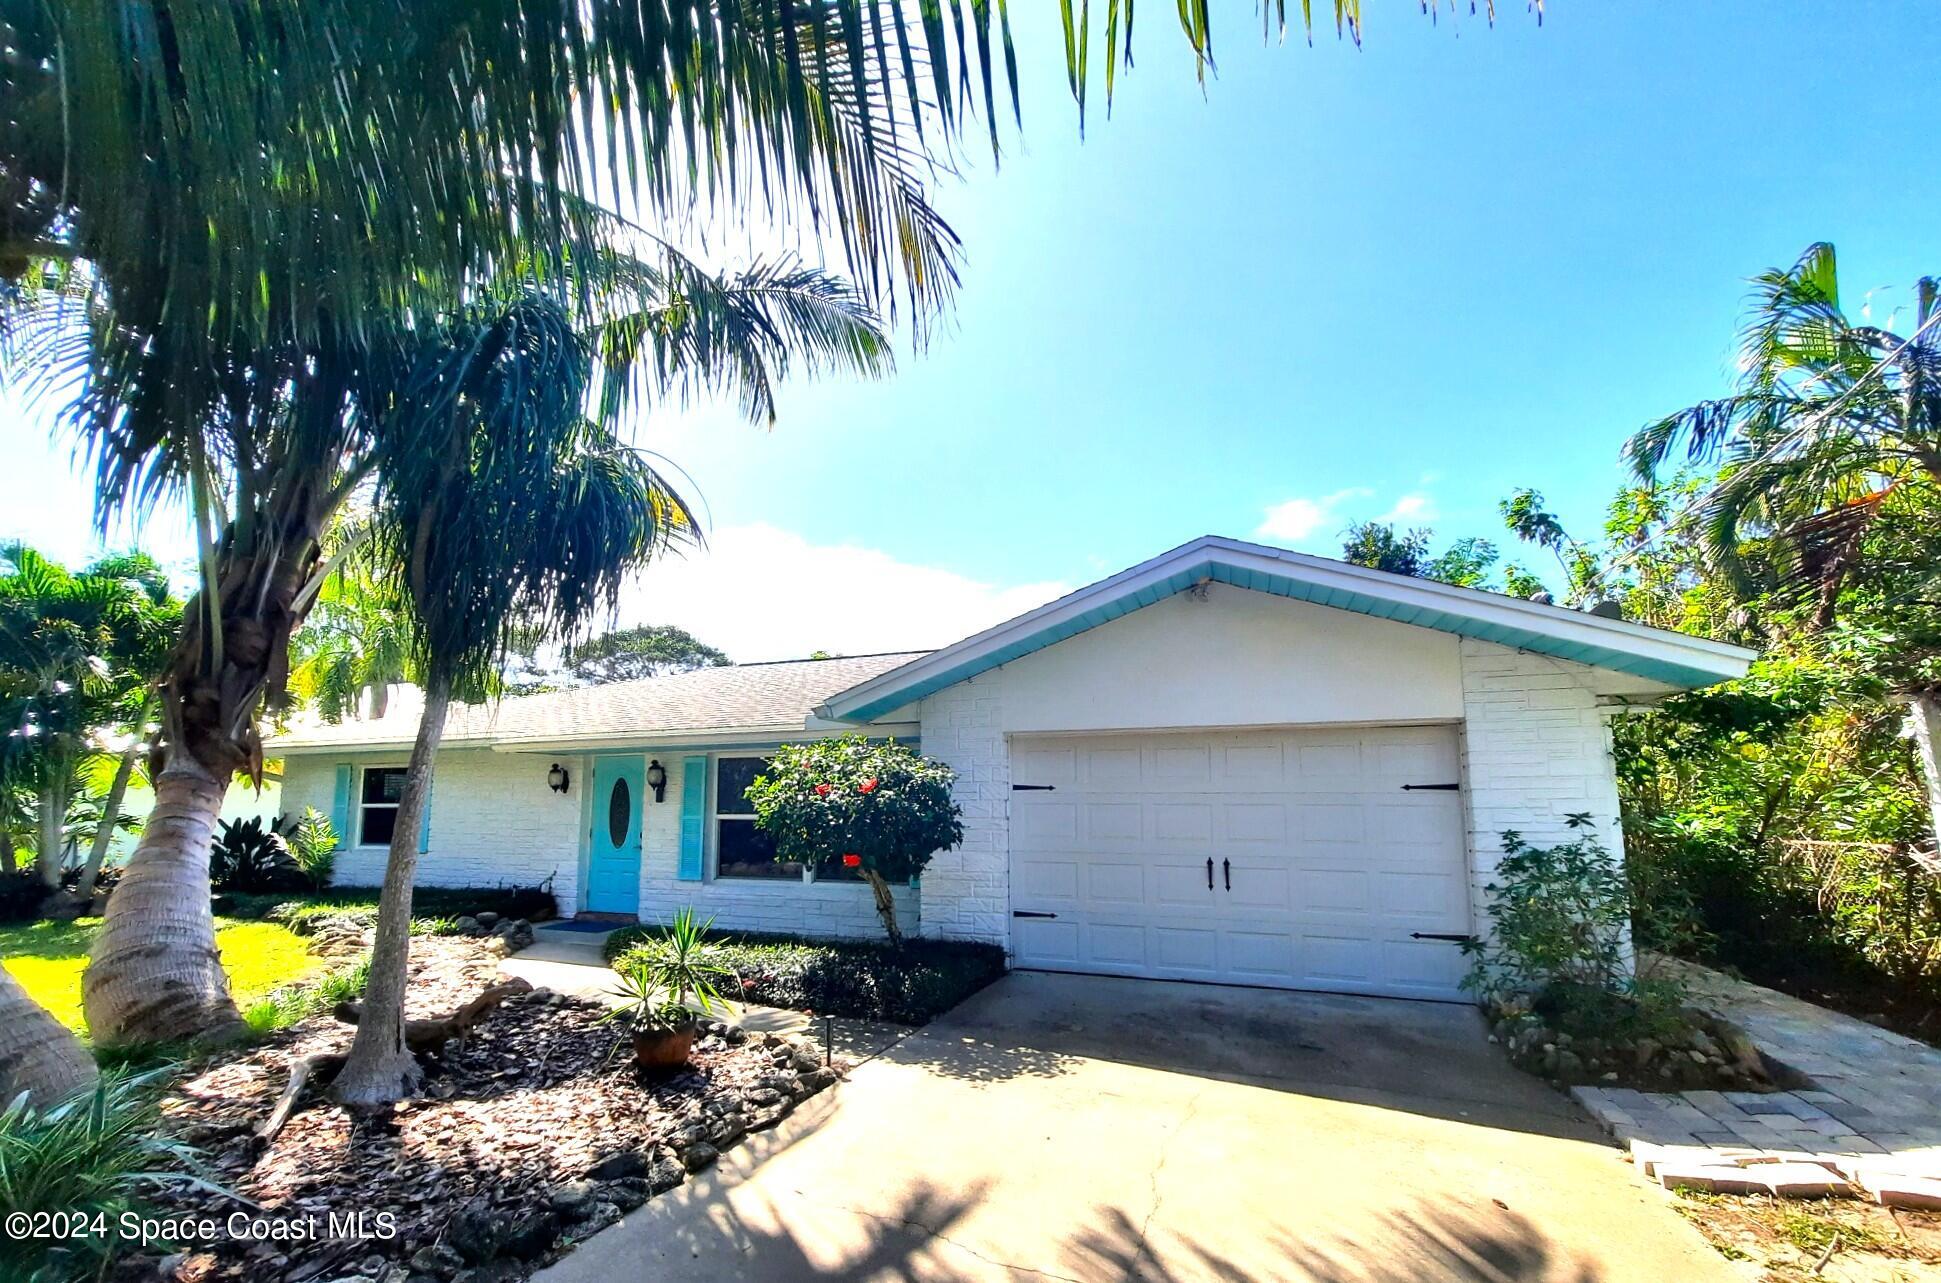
[360,766,408,845]
[714,756,799,880]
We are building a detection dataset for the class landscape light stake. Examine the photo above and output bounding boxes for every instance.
[824,1014,833,1067]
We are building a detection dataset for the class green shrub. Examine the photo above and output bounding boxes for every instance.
[284,807,339,889]
[1463,816,1690,1043]
[604,926,1004,1025]
[0,1070,220,1282]
[216,881,557,924]
[0,869,46,923]
[209,816,308,893]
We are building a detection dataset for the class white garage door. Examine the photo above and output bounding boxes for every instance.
[1008,726,1472,1000]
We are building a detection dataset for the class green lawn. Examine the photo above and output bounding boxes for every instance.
[0,916,324,1035]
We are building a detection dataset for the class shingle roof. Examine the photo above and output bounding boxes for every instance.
[269,652,929,752]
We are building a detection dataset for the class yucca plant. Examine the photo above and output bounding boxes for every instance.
[610,908,739,1027]
[0,1069,225,1282]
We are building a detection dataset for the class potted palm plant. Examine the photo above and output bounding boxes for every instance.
[607,908,737,1072]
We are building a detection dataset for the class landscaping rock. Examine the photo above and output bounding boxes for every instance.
[586,1148,647,1181]
[452,915,481,937]
[499,1209,560,1259]
[600,1177,651,1211]
[645,1149,687,1194]
[476,912,500,928]
[681,1142,720,1173]
[547,1181,598,1220]
[444,1200,504,1264]
[407,1245,462,1278]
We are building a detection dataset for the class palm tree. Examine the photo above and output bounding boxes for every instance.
[289,548,417,722]
[332,278,886,1104]
[1629,242,1941,839]
[0,547,173,896]
[0,968,97,1104]
[1627,244,1940,613]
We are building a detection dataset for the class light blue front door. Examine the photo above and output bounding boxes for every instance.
[585,755,644,915]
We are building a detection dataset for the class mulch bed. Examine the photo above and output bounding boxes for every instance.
[118,936,840,1283]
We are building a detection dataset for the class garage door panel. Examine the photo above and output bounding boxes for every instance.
[1223,802,1287,842]
[1010,726,1469,1001]
[1152,802,1212,841]
[1016,858,1080,902]
[1084,802,1143,841]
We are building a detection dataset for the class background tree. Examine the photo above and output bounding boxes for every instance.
[746,737,963,944]
[289,545,416,721]
[0,547,175,899]
[1340,522,1431,577]
[509,623,730,692]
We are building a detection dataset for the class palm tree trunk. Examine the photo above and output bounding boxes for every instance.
[82,755,243,1045]
[1909,693,1941,849]
[77,743,140,901]
[330,673,450,1107]
[35,777,64,891]
[0,967,95,1105]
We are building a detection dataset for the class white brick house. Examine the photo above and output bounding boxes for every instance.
[271,535,1752,1001]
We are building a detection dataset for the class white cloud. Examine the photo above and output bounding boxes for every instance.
[1378,491,1438,525]
[1254,488,1372,544]
[610,523,1072,662]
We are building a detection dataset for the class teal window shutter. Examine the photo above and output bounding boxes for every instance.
[418,776,434,854]
[331,764,353,844]
[677,755,707,881]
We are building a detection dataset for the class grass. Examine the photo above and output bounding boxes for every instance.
[0,916,325,1036]
[1670,1187,1939,1281]
[243,954,371,1035]
[604,925,1007,1025]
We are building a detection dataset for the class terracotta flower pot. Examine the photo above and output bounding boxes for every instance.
[631,1020,698,1073]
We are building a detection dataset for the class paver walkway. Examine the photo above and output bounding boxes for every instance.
[1571,956,1941,1205]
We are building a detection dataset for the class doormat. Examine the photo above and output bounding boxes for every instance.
[539,920,623,934]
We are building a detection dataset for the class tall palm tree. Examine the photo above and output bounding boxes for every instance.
[333,276,886,1103]
[1627,244,1941,613]
[1628,242,1941,839]
[0,968,96,1104]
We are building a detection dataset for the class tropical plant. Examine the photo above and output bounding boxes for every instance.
[208,817,307,894]
[745,736,962,943]
[1461,815,1689,1044]
[1340,522,1432,576]
[0,547,176,899]
[288,547,416,721]
[283,808,339,890]
[611,907,738,1021]
[1626,243,1940,616]
[0,1068,220,1282]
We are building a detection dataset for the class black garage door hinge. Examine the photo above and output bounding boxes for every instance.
[1011,783,1056,791]
[1401,782,1461,791]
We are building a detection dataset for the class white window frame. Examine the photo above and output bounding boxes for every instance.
[710,753,806,883]
[357,763,410,849]
[707,752,908,888]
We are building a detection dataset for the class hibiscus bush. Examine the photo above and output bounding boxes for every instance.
[745,736,962,943]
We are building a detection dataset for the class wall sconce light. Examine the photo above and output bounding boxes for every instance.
[646,759,667,803]
[547,763,570,794]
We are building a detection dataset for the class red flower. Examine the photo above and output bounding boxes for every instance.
[814,782,832,796]
[859,777,879,794]
[842,853,862,868]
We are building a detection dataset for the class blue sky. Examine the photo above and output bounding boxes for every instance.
[5,3,1939,660]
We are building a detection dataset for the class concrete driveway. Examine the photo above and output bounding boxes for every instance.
[536,972,1734,1283]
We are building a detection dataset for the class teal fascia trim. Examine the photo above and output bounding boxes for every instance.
[834,558,1727,723]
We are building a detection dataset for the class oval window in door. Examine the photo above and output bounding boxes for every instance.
[608,776,632,846]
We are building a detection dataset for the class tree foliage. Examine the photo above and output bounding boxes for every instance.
[745,736,962,943]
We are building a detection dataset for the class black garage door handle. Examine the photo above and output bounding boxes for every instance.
[1013,910,1058,919]
[1410,932,1475,943]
